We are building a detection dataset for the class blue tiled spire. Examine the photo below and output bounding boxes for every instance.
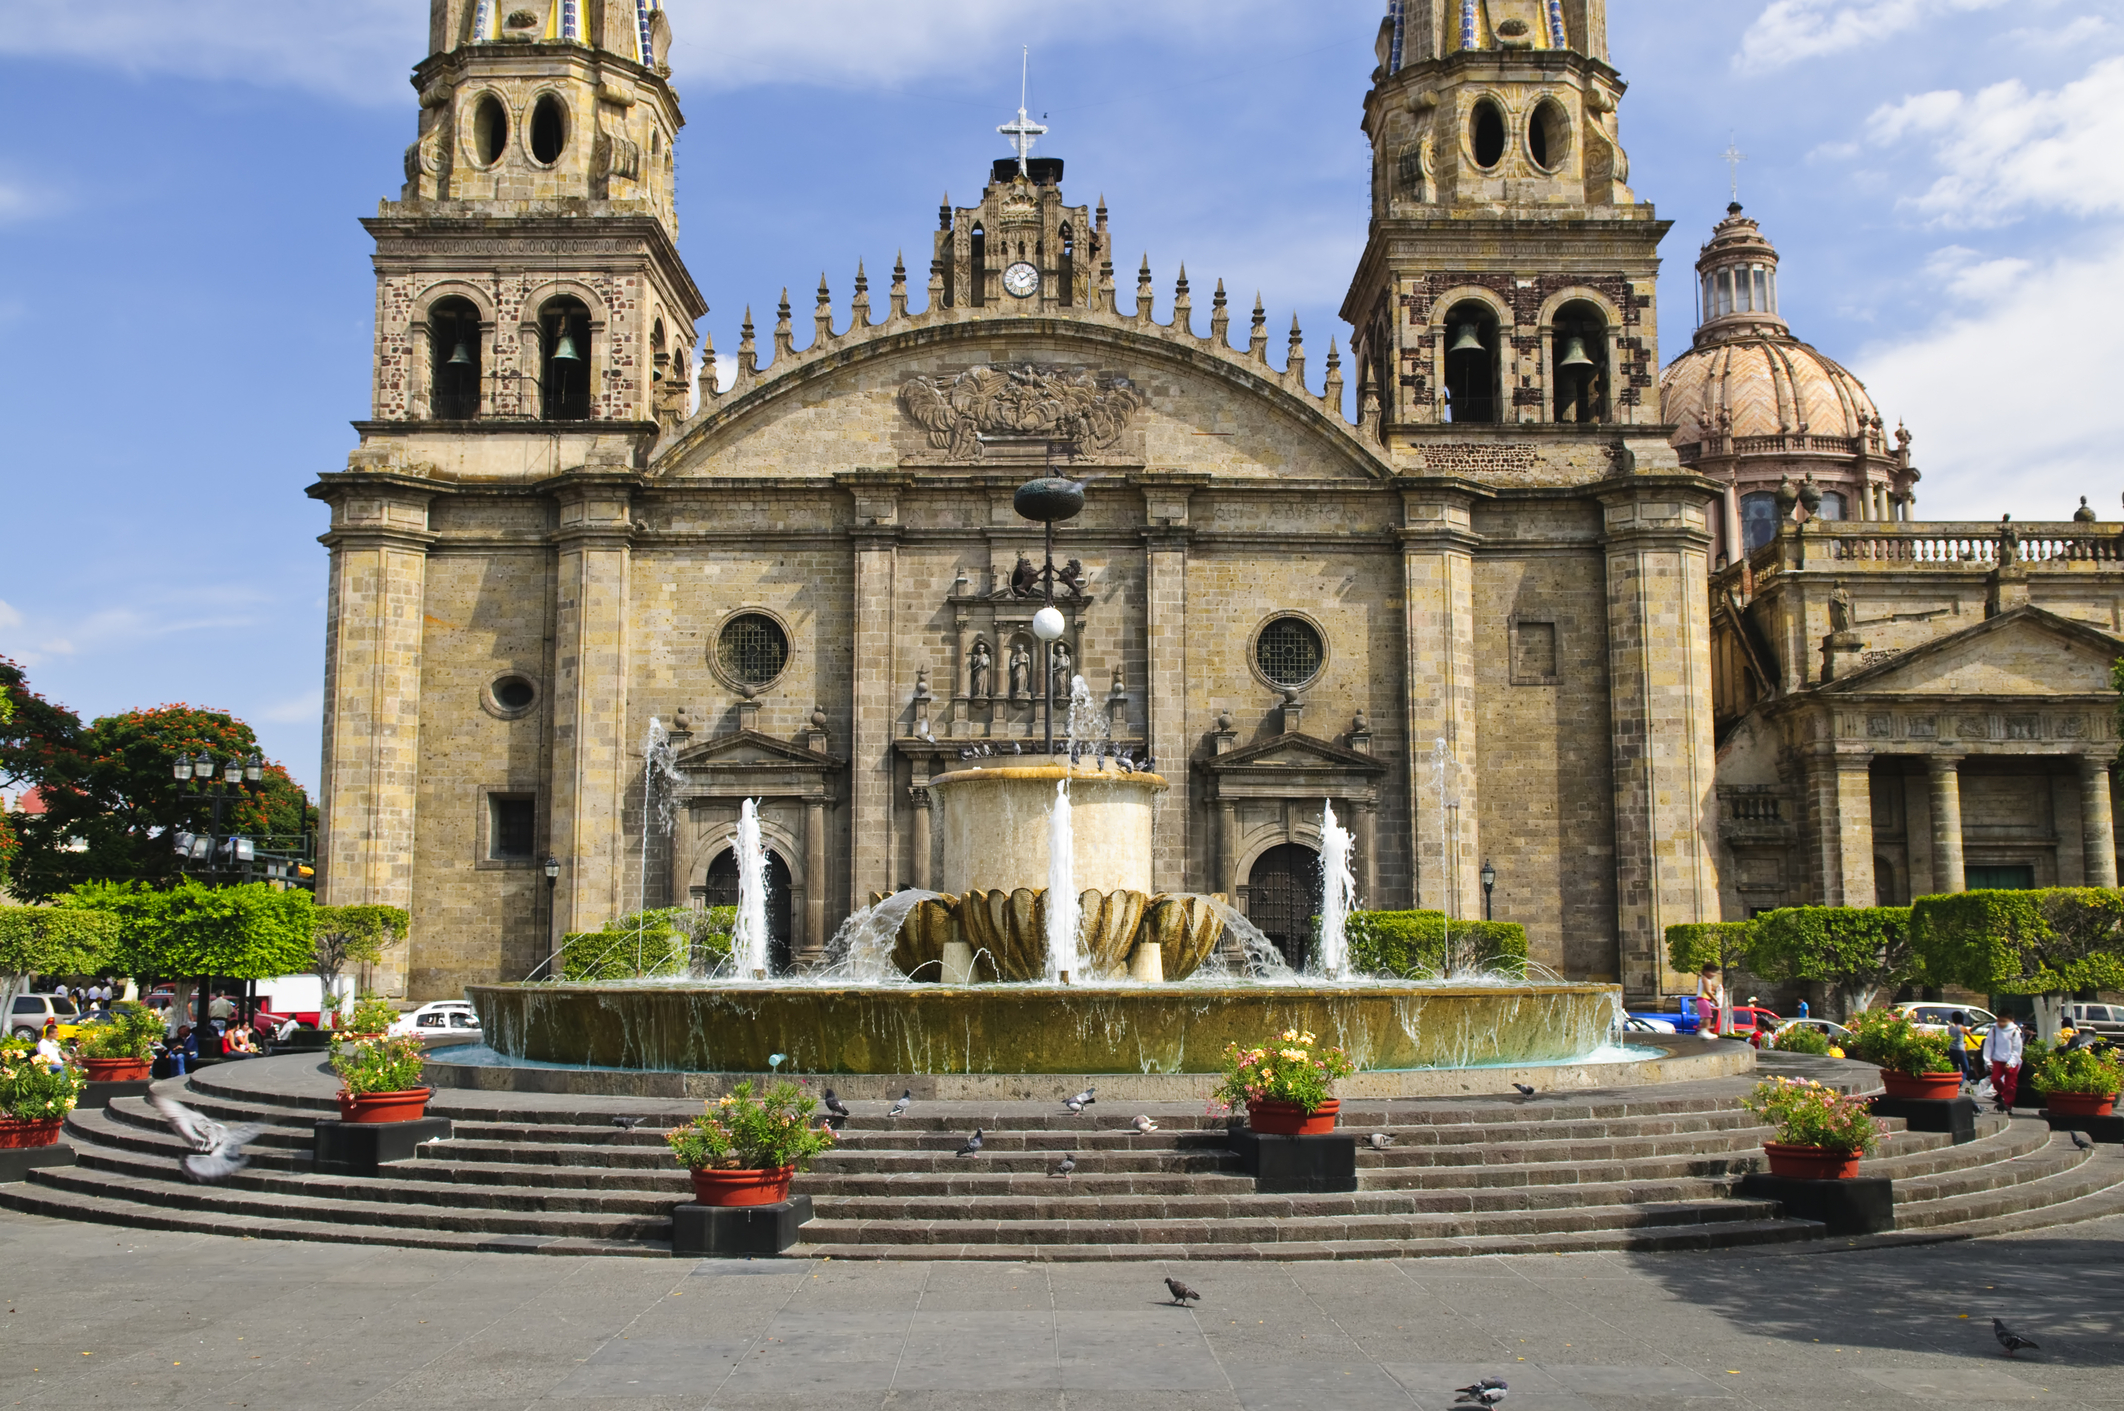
[636,0,657,64]
[1387,0,1405,74]
[1459,0,1478,51]
[1545,0,1568,49]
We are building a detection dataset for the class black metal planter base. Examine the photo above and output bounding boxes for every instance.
[313,1117,453,1176]
[0,1144,75,1183]
[1869,1095,1978,1144]
[1228,1130,1358,1194]
[1738,1173,1896,1235]
[80,1079,155,1111]
[2043,1111,2124,1143]
[671,1196,814,1257]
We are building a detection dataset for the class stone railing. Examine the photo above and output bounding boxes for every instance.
[1679,432,1867,464]
[1816,522,2121,566]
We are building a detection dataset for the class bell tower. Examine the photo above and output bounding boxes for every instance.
[366,0,705,430]
[1341,0,1668,435]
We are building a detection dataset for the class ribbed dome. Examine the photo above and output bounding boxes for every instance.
[1662,335,1880,449]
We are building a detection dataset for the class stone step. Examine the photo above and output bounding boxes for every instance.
[1890,1130,2109,1224]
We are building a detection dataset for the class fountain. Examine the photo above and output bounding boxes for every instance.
[463,473,1637,1086]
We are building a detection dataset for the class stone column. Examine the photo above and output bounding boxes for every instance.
[1927,755,1966,894]
[1400,489,1480,913]
[803,799,828,962]
[1600,481,1721,999]
[844,475,907,909]
[1218,800,1240,897]
[312,478,436,998]
[2080,755,2118,888]
[908,785,933,892]
[1141,478,1202,893]
[547,479,636,935]
[1808,750,1877,906]
[1355,802,1379,911]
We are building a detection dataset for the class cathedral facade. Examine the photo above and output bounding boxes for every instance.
[310,0,2122,1006]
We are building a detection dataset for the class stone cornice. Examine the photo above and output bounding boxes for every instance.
[362,214,705,320]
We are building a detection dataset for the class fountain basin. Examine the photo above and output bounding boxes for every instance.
[932,765,1167,896]
[467,981,1620,1075]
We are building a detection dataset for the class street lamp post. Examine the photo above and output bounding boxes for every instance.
[544,855,562,975]
[171,749,268,882]
[1480,859,1497,921]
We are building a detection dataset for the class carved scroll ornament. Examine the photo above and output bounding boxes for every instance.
[900,365,1142,461]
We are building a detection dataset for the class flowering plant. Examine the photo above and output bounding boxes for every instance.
[1769,1024,1831,1056]
[665,1080,836,1172]
[74,1001,166,1061]
[329,1033,428,1095]
[341,993,398,1035]
[1211,1029,1355,1114]
[1844,1009,1953,1075]
[0,1038,84,1120]
[1742,1076,1881,1155]
[2033,1046,2124,1097]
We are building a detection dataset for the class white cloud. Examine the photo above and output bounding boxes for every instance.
[1736,0,2008,72]
[1857,235,2118,521]
[1862,55,2124,224]
[0,600,20,631]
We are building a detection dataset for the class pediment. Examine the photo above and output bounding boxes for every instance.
[1205,732,1388,774]
[671,729,846,772]
[1820,606,2123,699]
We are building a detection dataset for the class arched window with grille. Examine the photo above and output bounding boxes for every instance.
[429,297,482,420]
[539,296,591,421]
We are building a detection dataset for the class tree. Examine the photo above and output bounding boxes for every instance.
[0,666,314,899]
[0,904,118,1019]
[312,905,409,1007]
[58,880,316,1029]
[1666,921,1756,1032]
[1745,906,1919,1020]
[1911,888,2124,1041]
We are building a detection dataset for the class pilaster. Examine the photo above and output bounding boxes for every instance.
[1140,474,1203,894]
[1805,748,1876,907]
[2080,756,2118,889]
[845,473,908,909]
[1927,755,1965,894]
[1397,485,1481,915]
[547,474,637,935]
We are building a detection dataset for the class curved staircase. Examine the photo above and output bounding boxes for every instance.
[3,1053,2120,1259]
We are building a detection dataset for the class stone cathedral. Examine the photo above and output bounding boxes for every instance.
[311,0,2124,1006]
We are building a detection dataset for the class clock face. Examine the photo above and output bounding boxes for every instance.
[1003,261,1041,298]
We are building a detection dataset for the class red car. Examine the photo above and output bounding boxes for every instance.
[1699,1005,1780,1039]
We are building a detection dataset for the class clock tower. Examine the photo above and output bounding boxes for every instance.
[931,102,1104,313]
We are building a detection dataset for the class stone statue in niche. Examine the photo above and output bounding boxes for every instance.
[1049,639,1074,703]
[1008,642,1031,701]
[1827,583,1854,635]
[967,637,993,700]
[1998,514,2020,563]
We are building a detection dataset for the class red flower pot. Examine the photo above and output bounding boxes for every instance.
[82,1057,151,1083]
[2043,1090,2118,1119]
[0,1117,65,1149]
[1878,1070,1962,1101]
[1763,1142,1862,1180]
[1246,1098,1340,1136]
[689,1165,796,1207]
[337,1088,432,1124]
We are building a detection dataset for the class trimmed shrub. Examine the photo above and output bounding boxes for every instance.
[1347,910,1528,978]
[1746,905,1917,1018]
[1911,888,2124,997]
[1665,921,1755,977]
[561,906,735,981]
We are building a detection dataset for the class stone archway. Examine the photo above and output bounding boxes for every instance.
[1247,842,1322,972]
[702,848,794,974]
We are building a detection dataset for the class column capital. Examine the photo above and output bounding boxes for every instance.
[1926,752,1966,772]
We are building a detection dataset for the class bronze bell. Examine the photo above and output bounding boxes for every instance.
[445,338,474,367]
[1447,322,1484,354]
[551,331,582,362]
[1557,334,1593,368]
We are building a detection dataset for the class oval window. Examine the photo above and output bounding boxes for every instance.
[472,94,508,166]
[718,613,790,687]
[1255,617,1325,689]
[492,676,536,710]
[1471,99,1507,169]
[1529,97,1571,171]
[530,94,566,165]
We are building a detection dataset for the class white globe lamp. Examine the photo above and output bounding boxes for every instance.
[1032,606,1065,641]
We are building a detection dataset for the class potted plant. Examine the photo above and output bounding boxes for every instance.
[664,1080,836,1206]
[1742,1076,1882,1179]
[329,1033,431,1122]
[2032,1046,2123,1119]
[75,1001,166,1082]
[1212,1029,1356,1135]
[1769,1025,1832,1056]
[0,1038,85,1148]
[1845,1009,1960,1099]
[340,993,398,1038]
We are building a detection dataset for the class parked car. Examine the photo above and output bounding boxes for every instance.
[1627,999,1701,1034]
[2058,1003,2124,1040]
[1622,1014,1677,1034]
[1770,1018,1854,1046]
[1891,1002,1996,1049]
[1721,1006,1781,1040]
[8,992,85,1042]
[388,1000,481,1037]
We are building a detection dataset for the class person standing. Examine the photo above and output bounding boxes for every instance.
[1981,1016,2024,1112]
[1695,965,1725,1037]
[1945,1011,1970,1086]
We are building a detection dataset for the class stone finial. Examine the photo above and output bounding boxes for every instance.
[672,706,693,734]
[735,687,760,733]
[1214,707,1237,755]
[1280,688,1303,735]
[808,704,830,753]
[890,252,908,320]
[697,330,720,404]
[1775,474,1797,519]
[1323,338,1343,409]
[1211,279,1229,349]
[1286,313,1306,388]
[850,260,871,329]
[1350,710,1372,755]
[1357,359,1381,440]
[2075,495,2096,524]
[912,665,933,702]
[737,307,758,379]
[938,193,952,230]
[1248,294,1268,363]
[773,288,795,363]
[814,274,834,345]
[1135,255,1154,321]
[1797,475,1822,517]
[1172,264,1191,336]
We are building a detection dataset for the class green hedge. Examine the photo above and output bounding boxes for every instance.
[1347,910,1528,978]
[560,906,736,981]
[1747,905,1917,1013]
[1911,888,2124,995]
[0,905,118,978]
[1664,921,1755,975]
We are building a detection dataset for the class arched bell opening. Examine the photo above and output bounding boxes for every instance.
[538,296,592,421]
[702,847,794,975]
[1440,299,1501,423]
[1057,223,1074,308]
[969,223,986,307]
[1549,299,1608,424]
[1247,842,1322,972]
[429,296,482,420]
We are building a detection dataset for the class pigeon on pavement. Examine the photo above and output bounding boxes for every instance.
[1051,1153,1077,1180]
[2071,1130,2093,1151]
[1065,1085,1097,1114]
[1368,1132,1395,1150]
[1454,1376,1508,1405]
[955,1129,985,1158]
[611,1116,647,1130]
[888,1089,913,1119]
[150,1096,265,1184]
[1993,1318,2039,1357]
[1163,1277,1201,1306]
[823,1089,851,1120]
[1512,1083,1536,1100]
[1131,1114,1159,1133]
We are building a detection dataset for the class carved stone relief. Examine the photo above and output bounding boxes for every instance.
[899,365,1143,461]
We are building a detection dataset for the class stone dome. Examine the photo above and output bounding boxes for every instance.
[1663,334,1881,452]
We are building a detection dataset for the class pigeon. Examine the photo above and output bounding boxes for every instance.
[959,748,975,761]
[955,1129,985,1158]
[1454,1376,1508,1406]
[1512,1083,1536,1100]
[1163,1276,1201,1307]
[1116,756,1134,775]
[1131,1114,1159,1134]
[1051,1153,1077,1180]
[1011,741,1023,756]
[888,1089,913,1119]
[611,1115,647,1130]
[1065,1085,1097,1114]
[149,1096,264,1184]
[823,1088,851,1120]
[2071,1130,2094,1151]
[1368,1132,1395,1150]
[1993,1318,2038,1357]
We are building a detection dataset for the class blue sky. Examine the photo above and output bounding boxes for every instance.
[1,0,2117,796]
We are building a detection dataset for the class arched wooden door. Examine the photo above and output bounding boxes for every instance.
[703,849,794,973]
[1247,842,1321,972]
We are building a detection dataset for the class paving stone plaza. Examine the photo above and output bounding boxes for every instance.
[3,1202,2118,1410]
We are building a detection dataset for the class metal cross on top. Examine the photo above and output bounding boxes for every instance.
[1722,138,1747,203]
[997,46,1048,176]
